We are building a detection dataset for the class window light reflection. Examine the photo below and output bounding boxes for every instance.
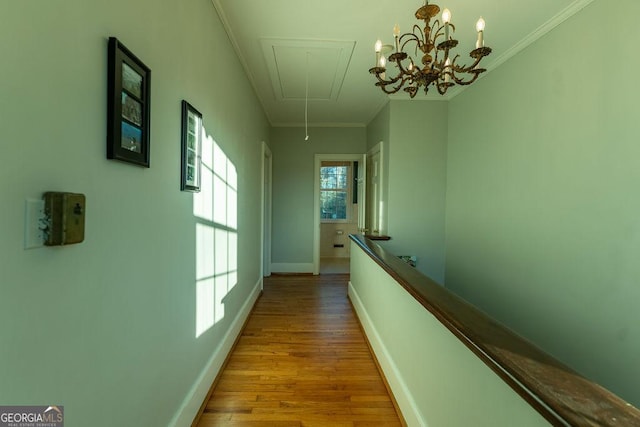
[194,127,239,338]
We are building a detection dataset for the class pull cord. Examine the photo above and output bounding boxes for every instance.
[305,52,310,141]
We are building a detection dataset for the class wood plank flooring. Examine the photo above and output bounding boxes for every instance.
[196,274,402,427]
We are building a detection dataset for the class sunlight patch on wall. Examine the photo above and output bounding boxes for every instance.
[195,277,214,338]
[195,128,239,338]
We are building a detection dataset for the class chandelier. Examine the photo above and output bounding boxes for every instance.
[369,1,492,97]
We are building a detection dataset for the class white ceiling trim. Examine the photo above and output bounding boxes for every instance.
[484,0,596,75]
[447,0,596,101]
[210,0,276,125]
[272,122,367,128]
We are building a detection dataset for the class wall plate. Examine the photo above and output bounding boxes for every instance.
[24,199,46,249]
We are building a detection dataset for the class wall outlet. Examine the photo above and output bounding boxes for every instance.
[24,199,46,249]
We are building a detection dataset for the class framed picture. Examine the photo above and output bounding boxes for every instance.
[181,100,203,192]
[107,37,151,167]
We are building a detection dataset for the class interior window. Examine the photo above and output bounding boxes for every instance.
[320,163,350,222]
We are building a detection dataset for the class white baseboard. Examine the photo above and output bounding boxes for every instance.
[348,281,426,427]
[270,263,313,273]
[169,277,262,427]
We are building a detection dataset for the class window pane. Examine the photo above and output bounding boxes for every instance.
[320,190,347,220]
[321,166,348,190]
[321,173,336,189]
[335,191,347,218]
[337,170,347,188]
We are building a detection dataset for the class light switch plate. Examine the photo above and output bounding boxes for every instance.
[25,199,46,249]
[43,192,86,245]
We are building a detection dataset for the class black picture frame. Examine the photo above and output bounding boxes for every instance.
[181,100,203,192]
[107,37,151,167]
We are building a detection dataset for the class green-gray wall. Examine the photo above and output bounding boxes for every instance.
[383,101,448,283]
[446,0,640,406]
[366,102,390,153]
[270,127,366,269]
[0,0,269,425]
[366,100,448,283]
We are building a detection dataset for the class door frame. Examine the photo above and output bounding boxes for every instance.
[313,153,364,275]
[261,142,272,278]
[367,141,385,235]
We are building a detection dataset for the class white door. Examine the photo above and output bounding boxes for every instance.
[366,150,381,234]
[357,154,366,233]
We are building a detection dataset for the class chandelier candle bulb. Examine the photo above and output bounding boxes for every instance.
[476,17,485,48]
[375,39,382,67]
[442,8,451,40]
[393,24,400,52]
[444,58,451,83]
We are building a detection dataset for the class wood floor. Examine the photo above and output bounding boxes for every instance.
[319,257,350,275]
[196,274,403,427]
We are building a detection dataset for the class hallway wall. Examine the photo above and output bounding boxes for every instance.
[446,0,640,406]
[0,0,269,425]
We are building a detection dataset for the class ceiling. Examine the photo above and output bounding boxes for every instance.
[212,0,593,127]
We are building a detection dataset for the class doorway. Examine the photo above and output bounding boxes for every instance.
[313,153,365,275]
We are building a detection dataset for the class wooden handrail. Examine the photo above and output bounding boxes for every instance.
[349,234,640,427]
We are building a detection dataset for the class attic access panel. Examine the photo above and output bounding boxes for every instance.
[260,38,355,102]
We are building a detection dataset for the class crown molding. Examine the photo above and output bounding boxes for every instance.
[211,0,275,126]
[486,0,596,74]
[448,0,596,101]
[271,122,366,128]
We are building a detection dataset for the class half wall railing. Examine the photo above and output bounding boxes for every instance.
[349,234,640,427]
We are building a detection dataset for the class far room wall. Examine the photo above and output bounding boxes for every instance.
[270,127,366,272]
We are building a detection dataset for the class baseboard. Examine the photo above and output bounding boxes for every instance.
[168,277,262,427]
[348,281,426,427]
[270,262,313,274]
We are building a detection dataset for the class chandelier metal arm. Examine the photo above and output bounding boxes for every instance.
[393,55,413,77]
[410,25,425,46]
[377,73,414,95]
[454,50,491,75]
[451,70,481,86]
[372,68,403,87]
[400,30,423,58]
